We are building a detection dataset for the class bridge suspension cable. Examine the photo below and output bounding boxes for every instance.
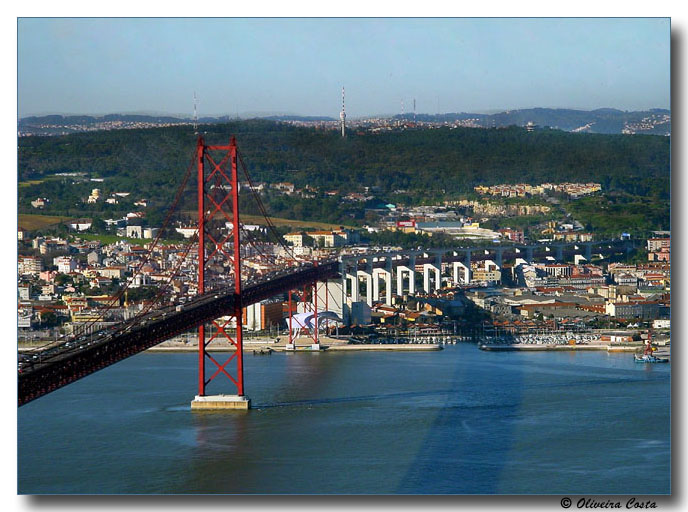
[27,145,199,352]
[105,231,200,339]
[237,150,299,263]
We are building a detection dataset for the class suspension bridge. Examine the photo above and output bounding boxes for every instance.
[17,136,634,408]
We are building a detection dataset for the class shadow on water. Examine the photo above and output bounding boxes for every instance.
[396,347,524,494]
[396,348,670,494]
[18,348,670,494]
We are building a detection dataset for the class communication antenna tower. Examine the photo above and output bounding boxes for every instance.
[193,91,198,134]
[340,86,346,137]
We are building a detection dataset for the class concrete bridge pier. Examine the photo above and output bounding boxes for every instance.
[347,272,360,302]
[396,266,415,296]
[452,261,471,285]
[464,250,472,284]
[373,268,392,305]
[340,261,351,325]
[396,266,406,296]
[494,247,504,268]
[385,258,394,305]
[555,245,564,261]
[423,264,441,293]
[396,254,417,297]
[585,243,593,262]
[526,246,534,263]
[357,270,373,306]
[423,254,442,293]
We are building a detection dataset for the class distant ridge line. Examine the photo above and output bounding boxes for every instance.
[18,107,670,136]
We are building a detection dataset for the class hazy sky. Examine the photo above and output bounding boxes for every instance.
[17,17,670,118]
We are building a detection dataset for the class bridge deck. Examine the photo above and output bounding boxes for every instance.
[18,262,339,406]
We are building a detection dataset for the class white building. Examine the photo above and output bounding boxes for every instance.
[18,256,43,275]
[54,256,77,274]
[69,219,93,231]
[176,227,199,239]
[143,227,160,239]
[284,232,307,247]
[87,188,101,203]
[18,285,31,301]
[126,225,143,238]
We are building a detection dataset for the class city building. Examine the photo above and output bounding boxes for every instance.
[284,232,308,247]
[18,256,43,276]
[647,238,670,252]
[498,228,525,243]
[243,300,284,331]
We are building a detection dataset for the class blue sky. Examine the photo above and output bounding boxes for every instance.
[17,18,670,118]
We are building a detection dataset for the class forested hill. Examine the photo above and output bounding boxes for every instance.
[397,108,671,135]
[18,119,669,200]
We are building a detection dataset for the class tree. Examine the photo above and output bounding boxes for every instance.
[54,274,72,286]
[91,217,107,232]
[40,311,59,328]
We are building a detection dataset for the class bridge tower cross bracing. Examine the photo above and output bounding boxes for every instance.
[192,135,249,410]
[312,267,320,349]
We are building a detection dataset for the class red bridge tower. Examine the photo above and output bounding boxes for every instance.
[191,136,250,410]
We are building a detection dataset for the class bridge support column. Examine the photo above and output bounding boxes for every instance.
[396,266,407,296]
[453,261,471,285]
[286,289,295,350]
[372,269,393,305]
[358,270,373,306]
[191,135,249,411]
[348,273,360,303]
[384,259,393,306]
[341,262,351,325]
[555,245,564,262]
[396,261,416,297]
[495,248,504,269]
[423,263,441,293]
[311,279,320,350]
[464,251,472,284]
[585,243,592,262]
[408,255,416,295]
[526,246,534,263]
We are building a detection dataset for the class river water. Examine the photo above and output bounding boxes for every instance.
[17,344,670,494]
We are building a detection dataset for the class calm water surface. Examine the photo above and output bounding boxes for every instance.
[18,344,670,494]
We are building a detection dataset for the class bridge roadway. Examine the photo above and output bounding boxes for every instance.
[18,261,339,406]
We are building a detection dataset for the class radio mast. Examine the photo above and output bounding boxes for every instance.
[193,91,198,134]
[340,86,346,138]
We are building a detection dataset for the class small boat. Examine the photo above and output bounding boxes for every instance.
[634,329,668,363]
[634,354,669,363]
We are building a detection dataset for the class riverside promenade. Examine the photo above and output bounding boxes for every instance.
[143,335,442,352]
[479,342,671,361]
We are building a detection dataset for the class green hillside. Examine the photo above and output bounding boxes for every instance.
[17,120,670,231]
